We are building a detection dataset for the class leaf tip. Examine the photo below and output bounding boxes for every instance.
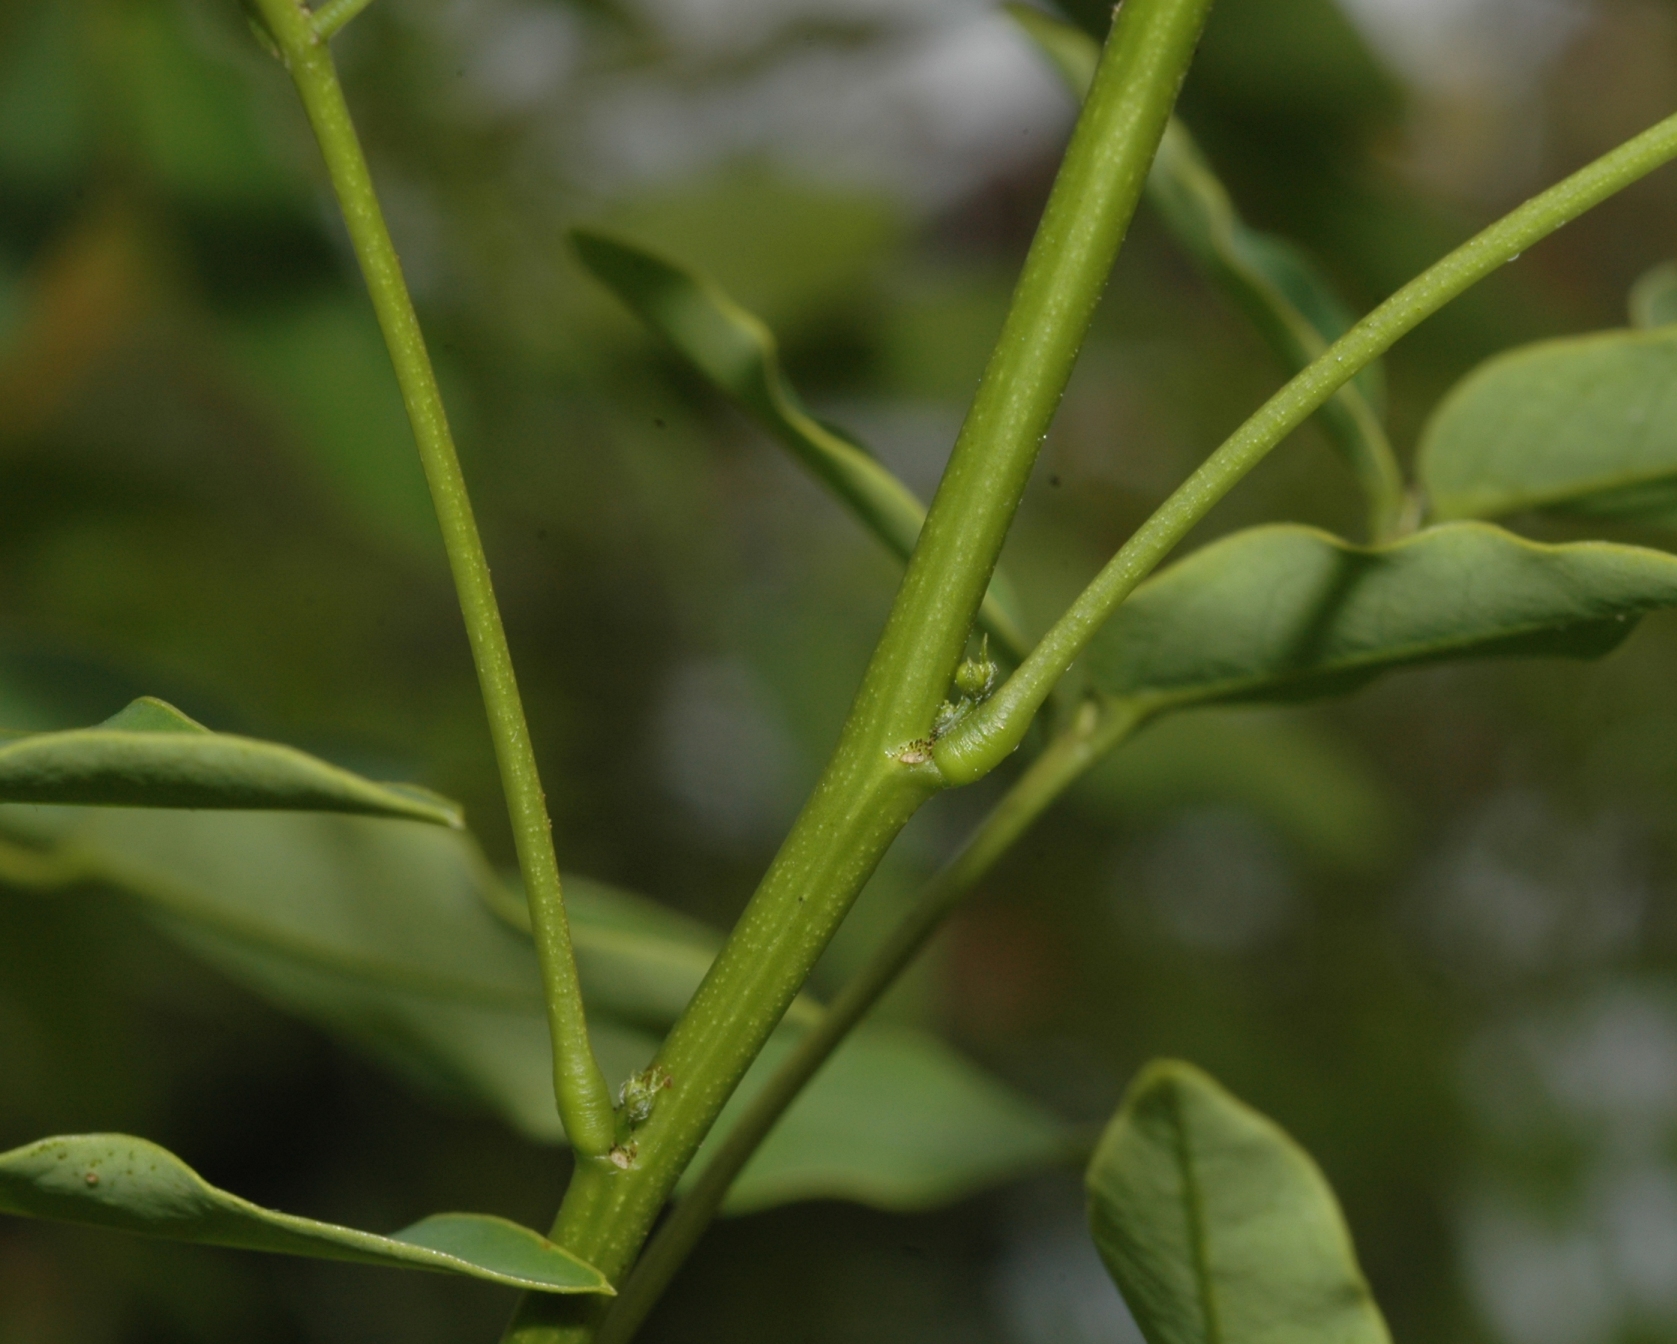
[99,697,211,735]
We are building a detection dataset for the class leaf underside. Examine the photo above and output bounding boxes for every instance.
[0,697,460,826]
[1087,1061,1390,1344]
[0,1133,610,1294]
[1089,521,1677,708]
[1418,325,1677,525]
[0,805,1064,1215]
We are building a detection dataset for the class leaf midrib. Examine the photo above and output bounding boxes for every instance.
[1169,1083,1224,1344]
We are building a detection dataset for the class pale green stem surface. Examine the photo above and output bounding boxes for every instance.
[311,0,379,41]
[250,0,616,1159]
[934,105,1677,786]
[503,3,1214,1339]
[592,696,1145,1344]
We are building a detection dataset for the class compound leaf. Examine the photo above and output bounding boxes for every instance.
[570,227,1031,661]
[1089,522,1677,708]
[687,1023,1072,1215]
[1087,1060,1388,1344]
[0,697,461,826]
[1418,326,1677,524]
[0,1133,609,1294]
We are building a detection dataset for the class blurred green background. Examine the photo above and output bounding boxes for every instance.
[6,0,1677,1340]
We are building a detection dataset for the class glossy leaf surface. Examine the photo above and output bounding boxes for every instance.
[1087,1061,1388,1344]
[0,697,460,825]
[0,1134,609,1293]
[570,227,1031,661]
[1418,326,1677,523]
[1089,522,1677,707]
[686,1023,1071,1215]
[1008,4,1398,534]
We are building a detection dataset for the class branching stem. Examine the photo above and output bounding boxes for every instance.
[310,0,379,41]
[502,2,1213,1338]
[250,0,617,1158]
[592,696,1145,1344]
[934,105,1677,786]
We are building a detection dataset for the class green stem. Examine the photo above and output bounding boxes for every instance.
[934,104,1677,787]
[591,697,1145,1344]
[250,0,616,1158]
[503,3,1213,1338]
[310,0,379,41]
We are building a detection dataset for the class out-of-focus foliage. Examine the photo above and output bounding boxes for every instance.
[0,799,1062,1216]
[1009,5,1399,537]
[5,0,1677,1342]
[568,227,1030,659]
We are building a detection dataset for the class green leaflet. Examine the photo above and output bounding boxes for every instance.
[1087,1061,1389,1344]
[569,228,1032,663]
[1007,4,1400,539]
[1418,324,1677,525]
[0,1134,609,1294]
[0,697,461,825]
[0,807,1061,1213]
[683,1022,1073,1216]
[1088,522,1677,707]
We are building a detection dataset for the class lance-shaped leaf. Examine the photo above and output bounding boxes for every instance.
[1418,325,1677,526]
[0,1133,609,1294]
[0,697,460,825]
[1087,1061,1389,1344]
[570,228,1030,662]
[1007,4,1401,538]
[1088,522,1677,707]
[684,1022,1073,1215]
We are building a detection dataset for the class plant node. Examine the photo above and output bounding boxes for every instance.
[617,1067,671,1127]
[933,636,999,739]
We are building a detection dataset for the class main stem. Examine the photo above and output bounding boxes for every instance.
[593,696,1145,1344]
[505,2,1214,1338]
[252,0,616,1158]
